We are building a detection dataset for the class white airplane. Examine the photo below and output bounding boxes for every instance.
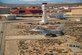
[29,24,64,37]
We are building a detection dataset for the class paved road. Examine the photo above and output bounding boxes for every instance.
[0,17,57,23]
[0,22,6,55]
[0,22,3,46]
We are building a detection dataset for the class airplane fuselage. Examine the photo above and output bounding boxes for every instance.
[36,29,64,37]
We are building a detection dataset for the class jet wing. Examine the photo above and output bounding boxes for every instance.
[29,28,44,32]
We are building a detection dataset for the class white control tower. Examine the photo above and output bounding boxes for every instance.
[40,3,48,24]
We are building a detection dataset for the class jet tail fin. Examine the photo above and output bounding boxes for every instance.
[56,24,64,31]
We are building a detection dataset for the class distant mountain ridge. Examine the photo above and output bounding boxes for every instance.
[0,0,82,4]
[0,1,82,7]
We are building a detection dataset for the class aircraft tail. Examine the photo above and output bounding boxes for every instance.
[56,24,64,31]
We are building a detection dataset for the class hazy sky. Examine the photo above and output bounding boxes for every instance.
[0,0,82,4]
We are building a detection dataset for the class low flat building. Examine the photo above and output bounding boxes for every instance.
[65,6,82,17]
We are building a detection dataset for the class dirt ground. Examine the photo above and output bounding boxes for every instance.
[3,19,82,55]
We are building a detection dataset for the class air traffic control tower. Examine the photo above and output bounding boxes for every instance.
[40,3,48,24]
